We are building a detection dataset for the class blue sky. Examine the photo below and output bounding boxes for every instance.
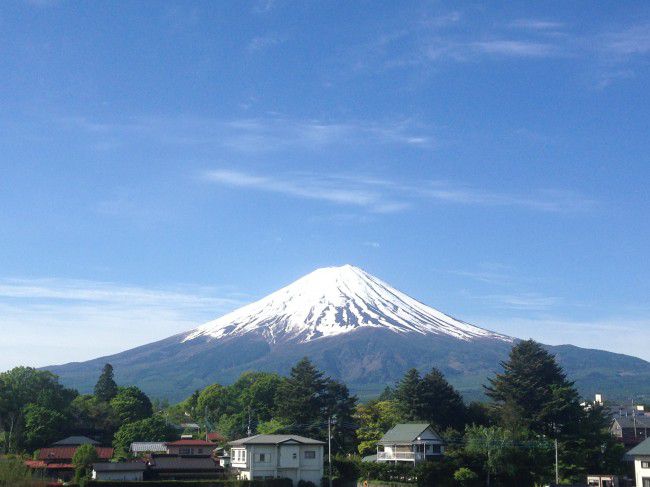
[2,0,650,370]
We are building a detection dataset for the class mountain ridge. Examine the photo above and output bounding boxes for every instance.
[44,265,650,402]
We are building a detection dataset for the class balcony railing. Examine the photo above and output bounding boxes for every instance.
[377,451,425,461]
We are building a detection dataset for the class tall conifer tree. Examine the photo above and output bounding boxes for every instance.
[94,364,118,402]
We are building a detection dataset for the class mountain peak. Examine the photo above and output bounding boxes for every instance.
[182,265,512,344]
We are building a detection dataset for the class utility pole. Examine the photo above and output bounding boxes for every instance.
[247,407,252,436]
[554,437,559,485]
[205,406,209,442]
[328,415,332,487]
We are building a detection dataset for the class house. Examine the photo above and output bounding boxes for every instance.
[627,438,650,487]
[229,434,325,485]
[165,439,216,456]
[92,462,147,481]
[25,439,113,481]
[147,454,223,480]
[130,442,169,455]
[376,423,444,464]
[587,474,620,487]
[208,432,226,443]
[611,416,650,447]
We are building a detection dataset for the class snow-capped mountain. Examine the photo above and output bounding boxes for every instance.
[46,265,650,402]
[184,264,511,344]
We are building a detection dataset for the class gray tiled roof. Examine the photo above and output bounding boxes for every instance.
[613,416,650,429]
[130,442,168,453]
[52,436,99,446]
[379,423,436,444]
[627,438,650,456]
[93,462,146,472]
[229,434,325,446]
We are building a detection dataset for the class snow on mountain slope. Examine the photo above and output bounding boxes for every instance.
[183,264,512,344]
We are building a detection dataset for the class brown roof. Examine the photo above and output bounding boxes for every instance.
[25,460,73,470]
[166,439,215,447]
[207,432,225,442]
[38,446,114,462]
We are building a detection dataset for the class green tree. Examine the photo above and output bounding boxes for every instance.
[393,368,424,421]
[23,404,66,451]
[110,386,153,425]
[418,367,467,430]
[93,364,118,402]
[112,415,177,453]
[354,400,402,455]
[70,394,116,443]
[275,358,328,436]
[464,425,515,487]
[196,383,233,425]
[72,443,99,483]
[0,367,76,452]
[454,467,479,486]
[485,340,578,436]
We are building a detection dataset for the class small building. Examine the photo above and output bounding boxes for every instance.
[92,462,147,481]
[611,416,650,447]
[25,442,113,481]
[229,434,325,485]
[165,439,216,456]
[376,423,444,464]
[130,442,169,455]
[147,454,223,480]
[627,438,650,487]
[587,474,620,487]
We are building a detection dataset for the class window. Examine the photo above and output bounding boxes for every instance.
[198,448,203,454]
[292,453,297,459]
[304,451,316,459]
[180,448,191,455]
[256,453,266,462]
[643,478,650,487]
[643,461,650,468]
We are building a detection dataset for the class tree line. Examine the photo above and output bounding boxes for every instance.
[0,340,628,486]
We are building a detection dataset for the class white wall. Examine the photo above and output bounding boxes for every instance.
[635,456,650,487]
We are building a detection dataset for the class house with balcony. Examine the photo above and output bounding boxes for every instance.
[229,434,325,485]
[376,423,444,464]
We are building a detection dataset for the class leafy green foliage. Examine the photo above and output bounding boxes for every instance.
[354,400,402,455]
[22,404,66,451]
[0,367,76,452]
[112,415,177,453]
[94,364,118,402]
[110,386,153,424]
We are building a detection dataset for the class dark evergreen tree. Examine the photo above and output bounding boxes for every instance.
[394,368,424,421]
[94,364,118,402]
[322,379,358,452]
[485,339,578,436]
[275,357,327,436]
[419,367,467,430]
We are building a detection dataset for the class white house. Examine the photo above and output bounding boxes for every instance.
[229,434,325,485]
[376,423,444,464]
[627,437,650,487]
[92,462,147,481]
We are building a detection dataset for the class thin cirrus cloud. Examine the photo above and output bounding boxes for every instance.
[56,115,434,152]
[0,277,245,371]
[202,169,595,214]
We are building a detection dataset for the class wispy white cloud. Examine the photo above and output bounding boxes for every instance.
[247,34,284,52]
[201,168,595,214]
[508,19,565,31]
[202,169,407,213]
[476,292,561,311]
[0,278,245,371]
[471,40,560,58]
[56,115,435,152]
[475,315,650,361]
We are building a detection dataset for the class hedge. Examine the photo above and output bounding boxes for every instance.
[86,480,292,487]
